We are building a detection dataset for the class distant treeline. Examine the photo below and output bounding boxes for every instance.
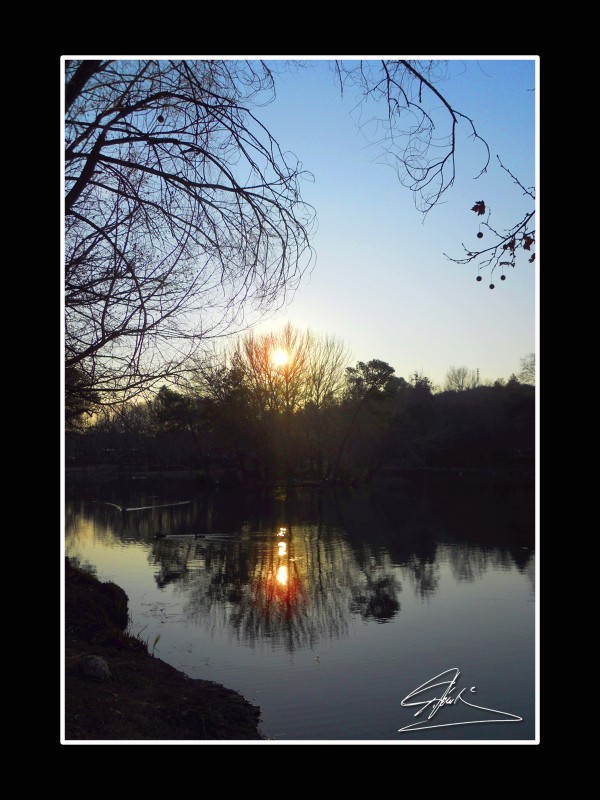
[66,335,534,487]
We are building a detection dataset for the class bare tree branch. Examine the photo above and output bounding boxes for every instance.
[444,154,535,286]
[334,59,491,214]
[64,59,316,409]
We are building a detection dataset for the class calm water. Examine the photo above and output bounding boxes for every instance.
[64,477,536,742]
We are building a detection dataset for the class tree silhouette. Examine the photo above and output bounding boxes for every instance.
[64,58,535,420]
[328,359,398,480]
[65,59,315,407]
[188,325,350,483]
[345,359,396,400]
[335,62,534,287]
[444,365,479,392]
[445,158,535,286]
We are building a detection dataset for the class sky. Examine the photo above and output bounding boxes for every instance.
[243,57,537,387]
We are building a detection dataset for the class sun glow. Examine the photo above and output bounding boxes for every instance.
[271,349,289,368]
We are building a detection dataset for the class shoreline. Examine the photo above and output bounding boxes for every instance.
[63,559,263,742]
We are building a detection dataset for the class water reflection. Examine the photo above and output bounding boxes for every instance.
[447,544,514,583]
[167,523,365,651]
[65,479,534,653]
[350,571,401,622]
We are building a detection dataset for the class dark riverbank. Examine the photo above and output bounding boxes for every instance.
[63,559,263,741]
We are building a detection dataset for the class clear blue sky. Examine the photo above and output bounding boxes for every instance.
[246,57,537,386]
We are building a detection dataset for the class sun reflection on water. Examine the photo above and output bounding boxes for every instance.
[276,565,288,586]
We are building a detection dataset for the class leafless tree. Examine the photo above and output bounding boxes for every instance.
[444,365,479,392]
[304,332,350,411]
[518,353,535,385]
[233,323,309,416]
[228,324,350,415]
[64,59,315,408]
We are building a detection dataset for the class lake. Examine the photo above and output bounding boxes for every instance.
[63,475,536,742]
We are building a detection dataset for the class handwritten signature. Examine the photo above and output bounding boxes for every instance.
[399,668,522,733]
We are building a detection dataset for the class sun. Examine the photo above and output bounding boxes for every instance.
[271,349,289,368]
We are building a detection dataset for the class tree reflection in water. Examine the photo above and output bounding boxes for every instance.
[163,523,379,651]
[66,479,534,652]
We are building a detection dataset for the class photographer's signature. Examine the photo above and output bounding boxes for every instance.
[399,668,522,733]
